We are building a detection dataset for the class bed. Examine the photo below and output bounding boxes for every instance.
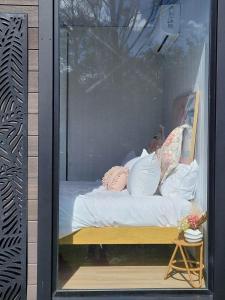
[59,92,200,245]
[59,181,193,244]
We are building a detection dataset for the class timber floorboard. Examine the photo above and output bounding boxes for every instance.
[61,266,206,290]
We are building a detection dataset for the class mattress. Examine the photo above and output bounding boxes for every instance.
[59,181,192,238]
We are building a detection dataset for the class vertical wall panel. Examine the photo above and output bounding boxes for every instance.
[0,14,28,299]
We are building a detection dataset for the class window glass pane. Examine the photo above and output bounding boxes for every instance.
[58,0,210,290]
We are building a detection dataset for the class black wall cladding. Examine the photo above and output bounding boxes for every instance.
[0,14,28,300]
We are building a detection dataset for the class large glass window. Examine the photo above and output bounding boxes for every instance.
[57,0,210,291]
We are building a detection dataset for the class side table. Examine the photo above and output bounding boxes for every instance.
[164,239,204,288]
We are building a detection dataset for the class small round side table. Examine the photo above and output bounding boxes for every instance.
[164,239,204,288]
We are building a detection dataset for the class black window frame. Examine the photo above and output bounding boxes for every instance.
[37,0,225,299]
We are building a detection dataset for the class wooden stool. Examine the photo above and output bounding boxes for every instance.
[164,239,204,288]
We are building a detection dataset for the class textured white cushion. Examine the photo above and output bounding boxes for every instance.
[127,153,160,196]
[160,160,199,200]
[125,149,148,170]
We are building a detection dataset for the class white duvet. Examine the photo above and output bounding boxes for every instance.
[59,181,192,238]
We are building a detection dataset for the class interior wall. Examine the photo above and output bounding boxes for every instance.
[63,30,164,181]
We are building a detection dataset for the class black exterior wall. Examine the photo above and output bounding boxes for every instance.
[37,0,225,299]
[37,0,53,298]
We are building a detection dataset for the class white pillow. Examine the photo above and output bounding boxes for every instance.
[125,149,148,170]
[127,153,160,196]
[160,160,199,200]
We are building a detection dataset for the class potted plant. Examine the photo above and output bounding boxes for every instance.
[178,213,207,242]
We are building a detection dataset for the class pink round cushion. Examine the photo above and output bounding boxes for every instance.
[102,166,128,191]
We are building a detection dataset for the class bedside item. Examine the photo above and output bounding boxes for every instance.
[148,135,163,154]
[148,125,165,153]
[164,239,204,288]
[127,152,160,196]
[178,213,207,233]
[184,229,203,243]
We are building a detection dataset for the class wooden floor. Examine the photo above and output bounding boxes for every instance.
[62,266,205,289]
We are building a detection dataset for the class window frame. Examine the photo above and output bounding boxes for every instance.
[37,0,225,299]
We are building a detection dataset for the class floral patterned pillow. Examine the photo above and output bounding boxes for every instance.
[159,124,190,183]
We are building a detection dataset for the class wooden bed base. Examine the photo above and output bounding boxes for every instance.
[59,226,179,245]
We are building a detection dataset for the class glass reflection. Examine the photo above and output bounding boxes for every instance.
[58,0,210,291]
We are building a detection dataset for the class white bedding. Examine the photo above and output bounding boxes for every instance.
[59,181,192,238]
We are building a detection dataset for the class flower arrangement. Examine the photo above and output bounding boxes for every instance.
[178,213,207,233]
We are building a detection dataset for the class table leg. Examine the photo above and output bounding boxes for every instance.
[179,245,195,288]
[183,247,198,276]
[199,242,203,288]
[164,244,178,280]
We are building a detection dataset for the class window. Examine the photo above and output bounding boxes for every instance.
[57,0,210,291]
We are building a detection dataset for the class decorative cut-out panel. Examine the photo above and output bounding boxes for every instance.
[0,14,27,300]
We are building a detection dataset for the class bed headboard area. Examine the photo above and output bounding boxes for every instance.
[172,91,200,164]
[190,92,200,161]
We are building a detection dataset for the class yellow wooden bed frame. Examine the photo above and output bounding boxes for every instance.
[59,92,200,246]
